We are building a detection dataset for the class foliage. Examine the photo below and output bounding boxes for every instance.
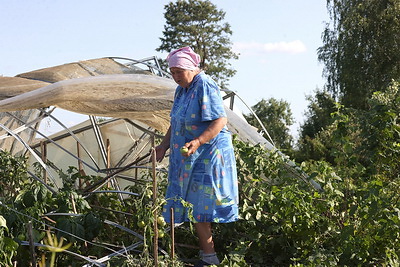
[0,151,29,199]
[214,132,399,266]
[299,89,336,140]
[0,215,18,266]
[358,81,400,178]
[244,97,295,153]
[318,0,400,109]
[1,79,400,265]
[296,80,400,174]
[157,0,238,88]
[39,231,72,267]
[0,150,177,266]
[295,89,337,163]
[222,82,399,265]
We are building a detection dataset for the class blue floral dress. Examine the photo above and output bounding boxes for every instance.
[162,72,239,224]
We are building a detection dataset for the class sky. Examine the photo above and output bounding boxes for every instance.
[0,0,329,137]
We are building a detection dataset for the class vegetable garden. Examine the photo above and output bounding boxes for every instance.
[1,98,400,266]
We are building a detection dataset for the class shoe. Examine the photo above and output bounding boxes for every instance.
[193,259,213,267]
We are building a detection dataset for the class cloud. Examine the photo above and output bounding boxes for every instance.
[233,40,307,55]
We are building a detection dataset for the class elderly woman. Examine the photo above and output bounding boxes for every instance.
[155,46,239,266]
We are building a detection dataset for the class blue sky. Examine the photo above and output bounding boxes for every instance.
[0,0,329,137]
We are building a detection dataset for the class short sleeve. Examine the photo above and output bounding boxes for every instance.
[198,77,226,122]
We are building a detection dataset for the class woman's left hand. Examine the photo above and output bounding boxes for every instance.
[181,138,202,157]
[181,117,227,157]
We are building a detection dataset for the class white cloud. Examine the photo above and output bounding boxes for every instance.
[233,40,307,55]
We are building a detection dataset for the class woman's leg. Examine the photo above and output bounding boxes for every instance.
[194,222,215,253]
[194,222,220,265]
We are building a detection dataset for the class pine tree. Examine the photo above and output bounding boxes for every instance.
[157,0,238,88]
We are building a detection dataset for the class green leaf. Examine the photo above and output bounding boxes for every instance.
[256,211,262,221]
[2,237,18,252]
[0,215,8,230]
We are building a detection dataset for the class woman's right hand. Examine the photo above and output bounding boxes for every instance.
[154,145,168,162]
[153,126,171,163]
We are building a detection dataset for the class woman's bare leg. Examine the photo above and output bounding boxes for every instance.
[194,222,215,254]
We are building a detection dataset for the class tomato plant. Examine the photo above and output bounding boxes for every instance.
[0,82,399,267]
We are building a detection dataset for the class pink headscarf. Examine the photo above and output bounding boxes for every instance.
[166,46,201,70]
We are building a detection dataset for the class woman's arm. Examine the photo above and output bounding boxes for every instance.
[183,117,227,156]
[155,126,171,162]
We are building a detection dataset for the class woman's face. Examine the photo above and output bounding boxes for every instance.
[170,67,197,88]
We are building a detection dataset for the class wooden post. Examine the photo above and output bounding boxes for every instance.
[76,142,85,188]
[106,139,111,188]
[27,221,36,267]
[40,141,47,184]
[151,135,158,266]
[170,207,175,263]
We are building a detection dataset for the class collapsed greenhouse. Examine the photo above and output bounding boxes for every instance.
[0,57,318,265]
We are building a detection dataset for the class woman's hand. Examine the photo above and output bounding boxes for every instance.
[155,144,169,162]
[153,127,171,162]
[181,117,227,157]
[181,138,202,157]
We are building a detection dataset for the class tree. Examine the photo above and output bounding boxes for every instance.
[157,0,238,88]
[295,89,337,162]
[244,98,294,152]
[300,89,337,140]
[357,81,400,177]
[318,0,400,109]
